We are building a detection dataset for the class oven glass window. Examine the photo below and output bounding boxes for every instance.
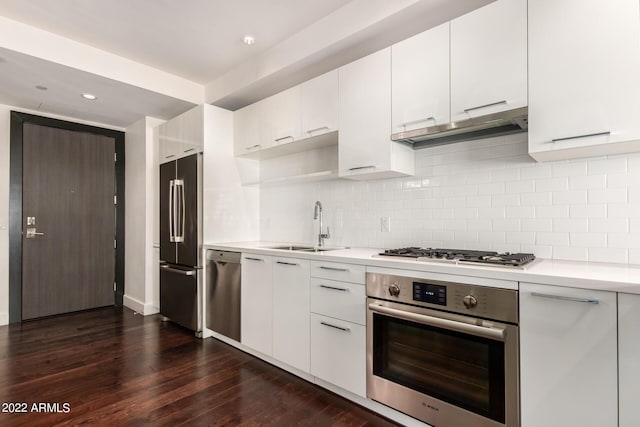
[372,313,505,423]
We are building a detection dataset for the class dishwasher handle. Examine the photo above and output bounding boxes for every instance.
[206,250,241,264]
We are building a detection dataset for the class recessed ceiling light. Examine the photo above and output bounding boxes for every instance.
[35,85,48,91]
[81,93,97,100]
[242,35,255,46]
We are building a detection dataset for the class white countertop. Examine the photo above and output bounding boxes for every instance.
[203,241,640,294]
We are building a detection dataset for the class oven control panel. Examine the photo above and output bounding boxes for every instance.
[412,282,446,306]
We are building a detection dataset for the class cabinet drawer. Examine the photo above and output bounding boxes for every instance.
[310,313,366,397]
[310,261,365,284]
[310,278,365,325]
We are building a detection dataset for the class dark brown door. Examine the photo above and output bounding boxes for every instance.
[22,123,116,320]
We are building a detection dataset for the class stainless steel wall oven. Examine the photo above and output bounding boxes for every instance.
[367,272,519,427]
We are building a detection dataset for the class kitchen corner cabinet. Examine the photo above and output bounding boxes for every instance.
[618,293,640,427]
[450,0,527,122]
[520,282,617,427]
[528,0,640,161]
[158,105,204,164]
[391,22,450,134]
[240,253,274,356]
[339,47,414,180]
[272,257,311,373]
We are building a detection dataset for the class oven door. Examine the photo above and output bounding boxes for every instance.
[367,298,518,427]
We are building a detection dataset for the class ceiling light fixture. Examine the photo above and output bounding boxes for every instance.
[242,35,255,46]
[81,93,97,100]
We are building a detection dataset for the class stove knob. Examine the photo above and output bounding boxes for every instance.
[463,295,478,309]
[388,283,400,297]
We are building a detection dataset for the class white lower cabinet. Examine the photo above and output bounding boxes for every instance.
[272,257,311,373]
[310,313,366,397]
[520,282,617,427]
[618,293,640,427]
[240,253,273,355]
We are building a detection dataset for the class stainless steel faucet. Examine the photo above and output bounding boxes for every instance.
[313,201,330,247]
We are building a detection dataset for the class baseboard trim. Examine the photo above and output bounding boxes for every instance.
[0,312,8,326]
[123,295,159,316]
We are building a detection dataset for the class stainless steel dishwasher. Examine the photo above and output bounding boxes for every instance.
[206,250,241,341]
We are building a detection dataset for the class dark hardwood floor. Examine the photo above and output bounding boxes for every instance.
[0,307,399,426]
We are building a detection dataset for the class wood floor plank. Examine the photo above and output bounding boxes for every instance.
[0,307,400,427]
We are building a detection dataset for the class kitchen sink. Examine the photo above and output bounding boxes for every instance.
[266,245,341,252]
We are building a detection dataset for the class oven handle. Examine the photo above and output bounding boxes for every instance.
[368,303,506,341]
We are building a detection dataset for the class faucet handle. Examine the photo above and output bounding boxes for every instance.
[321,226,331,239]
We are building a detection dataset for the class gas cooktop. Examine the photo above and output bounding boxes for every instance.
[376,247,537,268]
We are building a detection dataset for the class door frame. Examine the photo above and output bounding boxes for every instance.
[9,111,125,323]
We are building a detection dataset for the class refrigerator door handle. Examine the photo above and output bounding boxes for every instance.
[175,179,185,243]
[169,179,175,242]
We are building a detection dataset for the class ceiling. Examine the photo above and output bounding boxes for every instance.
[0,0,493,128]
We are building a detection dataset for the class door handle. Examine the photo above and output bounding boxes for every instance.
[161,264,195,276]
[169,179,175,242]
[26,228,45,238]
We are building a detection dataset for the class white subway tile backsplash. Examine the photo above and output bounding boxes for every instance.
[261,135,640,265]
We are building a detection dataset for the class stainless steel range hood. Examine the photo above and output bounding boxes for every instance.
[391,107,528,149]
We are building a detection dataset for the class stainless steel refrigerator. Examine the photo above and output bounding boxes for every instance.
[159,153,202,334]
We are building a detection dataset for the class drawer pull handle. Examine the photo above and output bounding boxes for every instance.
[319,266,349,272]
[276,261,299,266]
[245,144,261,150]
[307,126,330,135]
[551,131,610,143]
[530,292,599,304]
[320,284,349,292]
[464,100,507,113]
[275,135,294,143]
[183,148,195,153]
[348,165,375,171]
[245,257,263,262]
[401,116,435,129]
[320,321,350,332]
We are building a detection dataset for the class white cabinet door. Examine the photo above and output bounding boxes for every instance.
[450,0,527,122]
[261,86,301,150]
[240,253,273,355]
[272,257,310,373]
[158,116,182,164]
[339,47,413,180]
[528,0,640,161]
[392,22,450,134]
[310,313,366,397]
[300,69,338,138]
[618,293,640,427]
[233,101,263,156]
[520,283,617,427]
[158,105,204,163]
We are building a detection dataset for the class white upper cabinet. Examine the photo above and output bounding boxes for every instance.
[300,69,338,138]
[158,105,204,163]
[339,47,414,180]
[450,0,527,122]
[260,86,301,150]
[233,101,263,157]
[520,283,618,427]
[528,0,640,161]
[392,22,450,134]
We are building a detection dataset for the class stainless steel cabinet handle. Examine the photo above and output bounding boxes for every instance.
[165,154,176,159]
[319,284,349,292]
[161,265,195,276]
[276,261,299,266]
[320,321,350,332]
[530,292,599,305]
[348,165,375,171]
[174,179,185,243]
[401,116,435,128]
[169,179,175,242]
[306,126,330,134]
[464,100,507,113]
[551,131,611,143]
[245,257,264,262]
[275,135,294,143]
[368,303,505,341]
[319,266,349,272]
[245,144,261,150]
[183,148,195,153]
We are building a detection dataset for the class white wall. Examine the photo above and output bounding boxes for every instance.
[0,105,10,325]
[261,132,640,265]
[124,116,163,315]
[202,104,260,243]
